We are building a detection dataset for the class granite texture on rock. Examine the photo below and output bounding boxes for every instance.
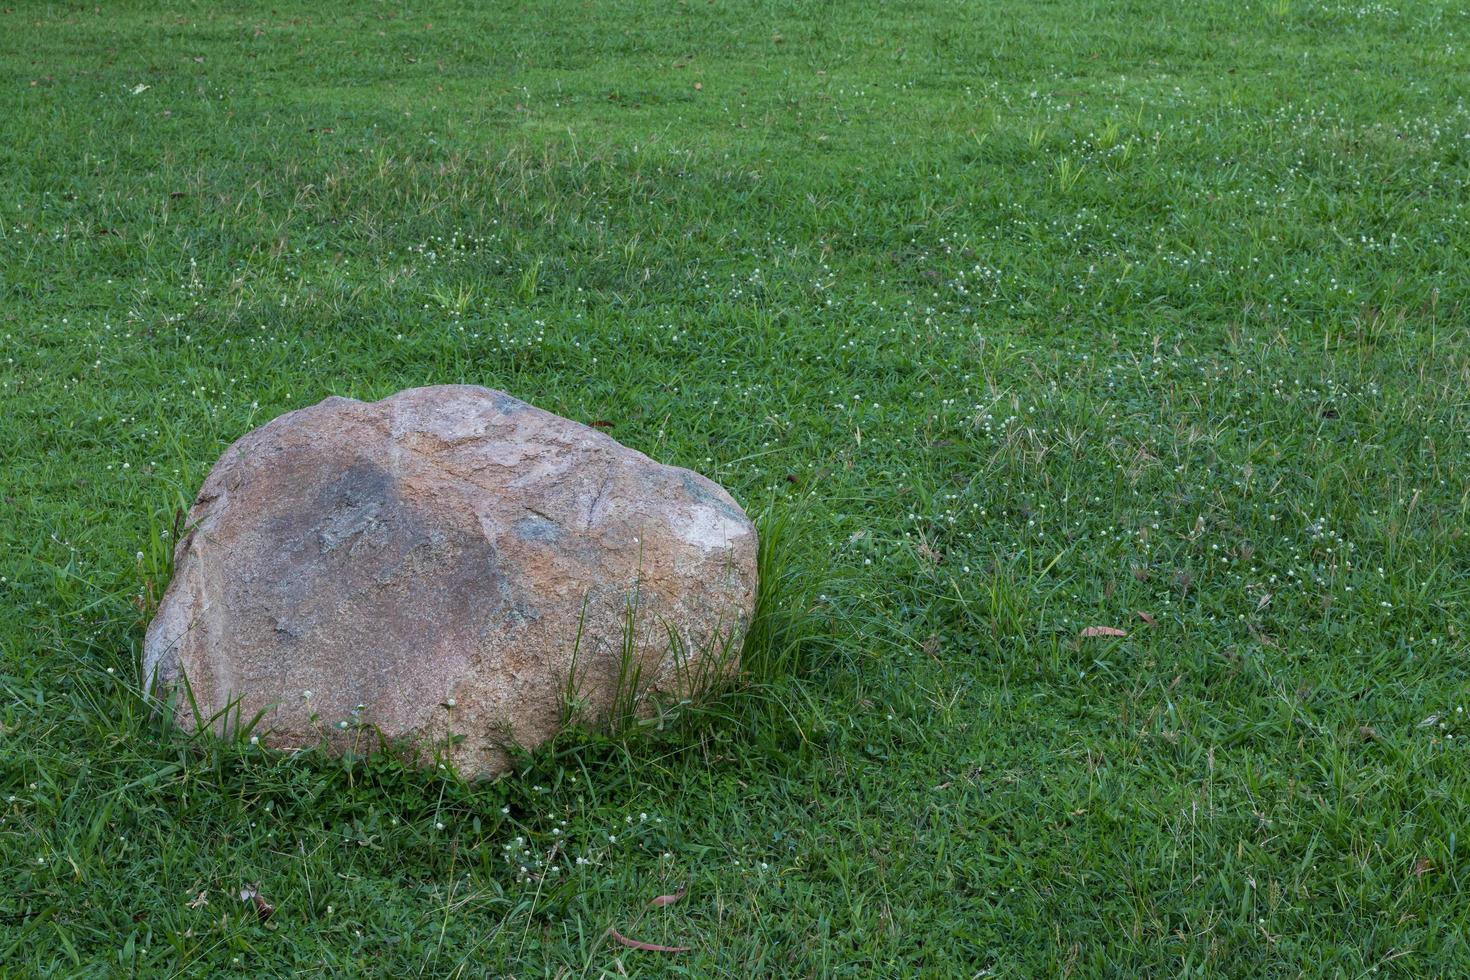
[143,385,757,777]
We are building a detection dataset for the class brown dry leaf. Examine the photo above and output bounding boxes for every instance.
[915,539,942,565]
[239,884,275,921]
[1080,626,1127,639]
[1135,611,1155,625]
[609,927,691,953]
[1414,858,1433,878]
[650,885,687,907]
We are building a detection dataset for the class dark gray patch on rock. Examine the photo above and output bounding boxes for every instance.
[514,513,562,543]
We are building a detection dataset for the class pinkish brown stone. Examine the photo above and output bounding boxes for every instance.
[143,385,757,777]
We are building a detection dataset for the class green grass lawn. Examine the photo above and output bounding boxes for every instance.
[3,0,1469,973]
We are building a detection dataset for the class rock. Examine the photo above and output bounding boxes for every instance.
[143,385,757,777]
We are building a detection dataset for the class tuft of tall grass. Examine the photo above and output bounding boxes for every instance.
[550,501,827,758]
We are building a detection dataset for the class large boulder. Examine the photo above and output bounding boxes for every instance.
[143,385,757,777]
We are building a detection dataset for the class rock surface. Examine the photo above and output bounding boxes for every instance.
[143,385,757,777]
